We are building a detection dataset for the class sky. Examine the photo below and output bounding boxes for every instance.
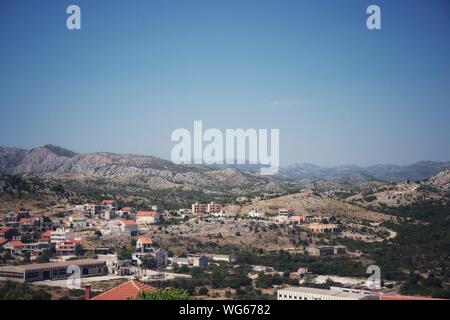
[0,0,449,166]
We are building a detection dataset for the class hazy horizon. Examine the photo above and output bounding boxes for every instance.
[1,0,449,167]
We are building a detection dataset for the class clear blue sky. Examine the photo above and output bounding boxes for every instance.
[1,0,449,166]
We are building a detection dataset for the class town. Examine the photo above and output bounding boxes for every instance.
[0,197,422,300]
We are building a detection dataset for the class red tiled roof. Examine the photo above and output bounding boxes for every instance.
[91,280,156,300]
[8,240,24,248]
[66,237,82,244]
[121,207,133,212]
[136,211,157,217]
[121,219,137,226]
[41,230,52,237]
[19,217,39,224]
[138,237,153,245]
[102,200,115,205]
[0,238,8,246]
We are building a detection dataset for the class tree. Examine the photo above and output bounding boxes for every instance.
[36,249,51,263]
[198,287,209,296]
[141,256,157,269]
[138,288,190,300]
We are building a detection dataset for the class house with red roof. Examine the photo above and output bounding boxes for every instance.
[19,216,40,233]
[106,219,138,236]
[4,240,24,254]
[0,238,9,248]
[88,280,156,300]
[0,227,17,240]
[102,200,118,211]
[41,230,52,243]
[55,238,83,256]
[136,211,160,225]
[136,237,154,252]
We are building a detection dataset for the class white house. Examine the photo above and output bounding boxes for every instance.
[106,219,138,236]
[136,211,160,225]
[50,228,74,244]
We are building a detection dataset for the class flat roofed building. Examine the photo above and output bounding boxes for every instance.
[206,202,222,214]
[277,287,369,301]
[0,259,107,283]
[192,203,206,214]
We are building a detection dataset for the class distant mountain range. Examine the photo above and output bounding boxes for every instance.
[1,145,449,186]
[0,145,289,197]
[279,161,450,182]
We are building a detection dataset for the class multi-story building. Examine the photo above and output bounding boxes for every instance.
[55,238,82,256]
[3,240,24,254]
[277,287,369,300]
[136,211,160,225]
[136,237,154,252]
[102,200,118,211]
[0,227,17,240]
[5,211,19,227]
[116,207,135,219]
[69,215,88,229]
[50,228,74,244]
[22,242,50,257]
[19,217,40,233]
[85,203,102,215]
[105,219,138,236]
[206,202,222,214]
[133,247,169,268]
[0,259,107,283]
[191,203,206,214]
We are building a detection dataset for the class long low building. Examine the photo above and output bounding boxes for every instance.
[277,286,369,301]
[0,259,107,283]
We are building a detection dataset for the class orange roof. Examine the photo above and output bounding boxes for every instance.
[121,219,137,226]
[102,200,115,205]
[91,280,156,300]
[66,237,82,244]
[138,237,153,245]
[8,240,24,248]
[19,217,39,224]
[41,230,52,237]
[0,238,8,246]
[136,211,157,217]
[121,207,133,212]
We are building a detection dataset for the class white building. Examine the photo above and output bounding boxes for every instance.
[248,209,263,218]
[136,211,160,225]
[105,219,138,236]
[277,286,369,301]
[69,215,88,229]
[50,228,74,244]
[169,254,208,269]
[206,253,237,264]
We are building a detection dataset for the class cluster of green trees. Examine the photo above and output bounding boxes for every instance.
[236,249,367,277]
[337,200,450,298]
[137,288,190,300]
[0,282,51,300]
